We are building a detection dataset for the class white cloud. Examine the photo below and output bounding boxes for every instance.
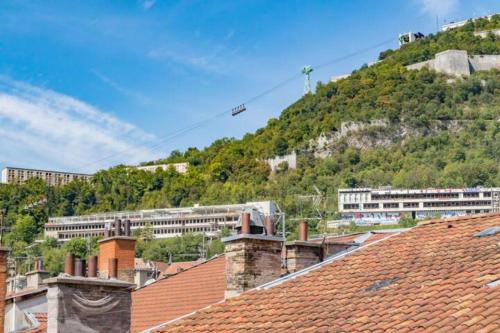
[92,70,153,106]
[147,48,218,72]
[139,0,156,10]
[417,0,459,18]
[0,76,157,173]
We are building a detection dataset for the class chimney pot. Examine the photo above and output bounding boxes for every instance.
[36,256,43,271]
[241,213,251,234]
[108,258,118,279]
[299,221,308,241]
[116,219,122,236]
[74,259,83,277]
[64,253,75,276]
[88,256,97,277]
[124,219,131,236]
[265,216,274,236]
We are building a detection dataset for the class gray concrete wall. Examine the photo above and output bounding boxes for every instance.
[469,54,500,71]
[474,28,500,38]
[434,50,471,76]
[406,49,500,77]
[406,59,434,71]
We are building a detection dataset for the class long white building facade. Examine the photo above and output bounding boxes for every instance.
[1,167,92,186]
[338,187,500,225]
[135,162,189,174]
[44,201,277,241]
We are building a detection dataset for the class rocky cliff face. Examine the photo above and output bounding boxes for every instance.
[310,119,470,158]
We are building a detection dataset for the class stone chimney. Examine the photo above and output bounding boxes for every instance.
[26,257,50,290]
[45,276,134,333]
[285,222,323,273]
[224,212,283,298]
[0,247,10,333]
[98,220,136,283]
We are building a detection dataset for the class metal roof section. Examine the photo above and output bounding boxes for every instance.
[353,232,373,244]
[474,226,500,237]
[487,279,500,288]
[47,201,276,225]
[235,207,266,229]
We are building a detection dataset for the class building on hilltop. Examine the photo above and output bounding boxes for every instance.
[441,13,498,31]
[44,201,278,241]
[147,213,500,333]
[135,163,189,174]
[398,31,424,46]
[406,49,500,77]
[338,187,500,225]
[1,167,92,186]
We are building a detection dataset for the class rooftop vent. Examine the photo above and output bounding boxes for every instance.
[474,227,500,238]
[365,277,398,292]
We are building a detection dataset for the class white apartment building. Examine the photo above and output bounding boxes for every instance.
[135,163,189,174]
[441,13,497,31]
[44,201,277,241]
[338,187,500,225]
[1,167,92,186]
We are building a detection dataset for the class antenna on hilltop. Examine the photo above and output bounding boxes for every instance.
[302,65,313,94]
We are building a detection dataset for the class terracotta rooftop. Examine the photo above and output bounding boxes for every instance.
[152,213,500,333]
[162,259,205,276]
[131,255,226,333]
[21,313,47,333]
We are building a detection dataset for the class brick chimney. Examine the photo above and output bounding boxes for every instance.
[224,212,283,298]
[0,247,10,333]
[45,276,134,333]
[26,257,50,290]
[285,222,323,273]
[98,219,136,283]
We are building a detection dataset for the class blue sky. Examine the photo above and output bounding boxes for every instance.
[0,0,498,173]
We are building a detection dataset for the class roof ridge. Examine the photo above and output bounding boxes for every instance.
[417,212,500,226]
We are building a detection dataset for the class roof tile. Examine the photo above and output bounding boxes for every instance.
[151,213,500,333]
[131,255,226,333]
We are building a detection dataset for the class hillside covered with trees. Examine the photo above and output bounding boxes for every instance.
[0,16,499,272]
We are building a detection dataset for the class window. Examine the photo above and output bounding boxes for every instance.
[363,203,379,209]
[383,203,399,209]
[343,204,359,209]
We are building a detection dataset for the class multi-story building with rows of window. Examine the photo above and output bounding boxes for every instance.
[1,166,92,186]
[338,187,500,225]
[44,201,277,241]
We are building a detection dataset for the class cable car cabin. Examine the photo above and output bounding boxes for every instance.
[231,104,246,116]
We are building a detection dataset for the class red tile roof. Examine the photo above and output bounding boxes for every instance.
[22,313,47,333]
[131,255,226,333]
[153,213,500,333]
[162,259,205,276]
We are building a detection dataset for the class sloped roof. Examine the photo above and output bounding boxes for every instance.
[153,213,500,333]
[162,259,205,276]
[22,313,47,333]
[131,255,226,333]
